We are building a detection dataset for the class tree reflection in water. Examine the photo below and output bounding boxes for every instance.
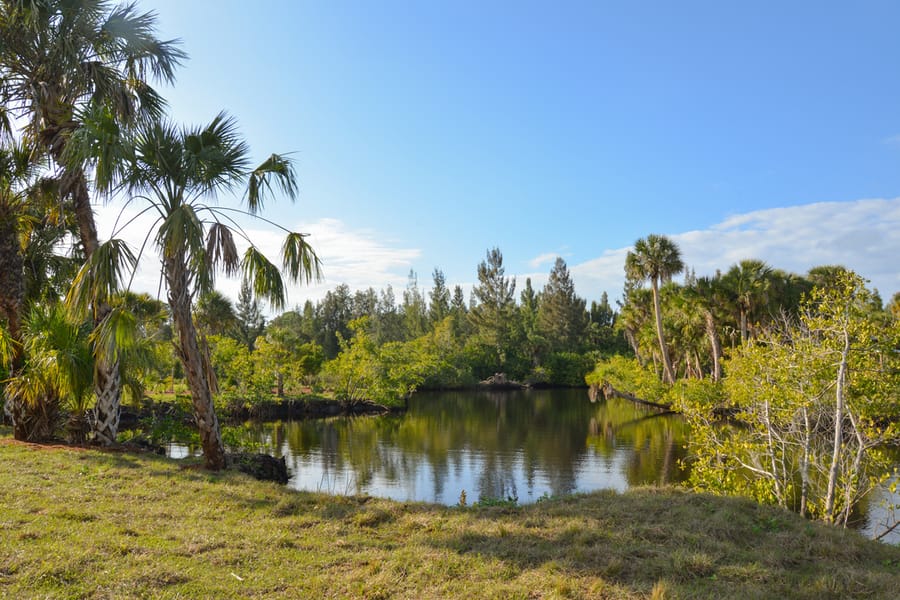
[229,389,690,504]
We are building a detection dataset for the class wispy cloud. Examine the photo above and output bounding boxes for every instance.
[528,252,561,269]
[570,198,900,302]
[95,203,421,312]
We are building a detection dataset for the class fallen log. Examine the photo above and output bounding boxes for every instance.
[589,382,672,411]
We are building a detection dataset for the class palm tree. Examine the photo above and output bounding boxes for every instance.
[2,303,93,442]
[723,259,773,343]
[0,142,77,438]
[70,113,322,470]
[0,0,185,444]
[625,234,683,383]
[195,290,239,338]
[687,276,726,382]
[0,146,32,371]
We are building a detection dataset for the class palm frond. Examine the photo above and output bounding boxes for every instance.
[0,323,18,369]
[102,3,186,82]
[245,153,297,214]
[182,112,249,196]
[241,245,286,311]
[156,202,204,260]
[281,231,323,284]
[65,102,129,194]
[65,238,137,320]
[90,305,137,364]
[206,221,239,277]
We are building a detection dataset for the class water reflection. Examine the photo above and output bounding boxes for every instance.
[172,389,691,504]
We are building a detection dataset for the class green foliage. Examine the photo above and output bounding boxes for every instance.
[679,270,900,525]
[321,317,432,406]
[207,335,272,407]
[585,356,668,403]
[544,352,595,387]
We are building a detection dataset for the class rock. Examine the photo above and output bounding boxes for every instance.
[226,452,289,484]
[479,373,526,389]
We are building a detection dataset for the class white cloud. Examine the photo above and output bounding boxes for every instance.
[94,202,421,313]
[95,196,900,315]
[571,198,900,302]
[528,252,562,269]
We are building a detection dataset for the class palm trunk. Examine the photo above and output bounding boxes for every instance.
[165,253,226,470]
[651,280,675,384]
[58,152,123,445]
[704,310,722,382]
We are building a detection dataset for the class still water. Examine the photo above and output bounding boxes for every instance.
[168,388,898,542]
[171,388,689,504]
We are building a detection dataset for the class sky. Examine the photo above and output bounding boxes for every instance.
[105,0,900,311]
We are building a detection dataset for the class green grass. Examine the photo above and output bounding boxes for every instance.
[1,433,898,599]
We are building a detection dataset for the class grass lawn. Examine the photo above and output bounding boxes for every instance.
[1,433,898,599]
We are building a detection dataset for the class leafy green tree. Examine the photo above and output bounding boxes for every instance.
[235,280,265,351]
[537,257,588,354]
[317,284,353,359]
[257,314,323,397]
[679,271,900,525]
[373,285,404,344]
[588,292,625,355]
[624,235,684,383]
[322,317,431,406]
[70,113,321,469]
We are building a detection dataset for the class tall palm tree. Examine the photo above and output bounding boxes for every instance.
[0,0,185,444]
[69,113,322,469]
[689,276,726,382]
[625,234,683,383]
[723,259,773,343]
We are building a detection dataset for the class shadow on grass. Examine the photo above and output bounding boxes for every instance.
[424,488,900,598]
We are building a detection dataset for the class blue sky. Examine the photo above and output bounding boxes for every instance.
[111,1,900,308]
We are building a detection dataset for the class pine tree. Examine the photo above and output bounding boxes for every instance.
[537,257,587,353]
[468,248,517,372]
[235,280,266,351]
[402,270,427,339]
[429,268,451,325]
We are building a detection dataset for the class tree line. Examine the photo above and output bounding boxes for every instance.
[196,250,622,408]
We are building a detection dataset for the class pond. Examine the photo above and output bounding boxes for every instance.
[171,388,689,503]
[168,388,898,542]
